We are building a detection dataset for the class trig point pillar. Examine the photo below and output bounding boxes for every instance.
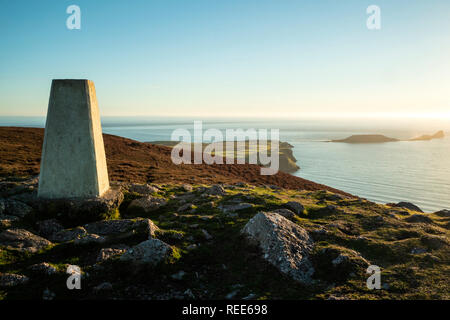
[38,79,110,199]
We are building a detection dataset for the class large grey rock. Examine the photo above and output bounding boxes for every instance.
[241,212,315,284]
[0,273,29,287]
[220,203,254,213]
[120,239,172,265]
[0,229,52,253]
[128,196,167,213]
[84,218,158,238]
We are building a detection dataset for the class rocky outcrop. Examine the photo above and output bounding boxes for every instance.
[128,183,159,195]
[241,212,314,284]
[409,130,445,141]
[120,239,172,265]
[0,229,52,253]
[406,214,433,224]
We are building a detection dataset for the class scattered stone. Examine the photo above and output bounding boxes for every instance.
[0,229,52,252]
[186,244,198,251]
[171,270,186,280]
[181,184,193,192]
[241,212,314,284]
[42,288,56,300]
[184,289,195,299]
[411,247,427,254]
[74,233,106,245]
[128,195,167,213]
[225,290,239,299]
[221,203,253,213]
[189,224,199,229]
[36,219,64,239]
[93,282,113,292]
[0,273,29,287]
[97,246,129,262]
[2,199,33,218]
[178,203,195,212]
[128,183,159,195]
[50,226,88,242]
[0,199,6,215]
[405,214,433,224]
[273,208,296,220]
[243,293,257,300]
[389,202,423,213]
[28,262,58,275]
[84,218,159,238]
[120,239,172,265]
[284,201,305,215]
[206,185,226,196]
[201,229,213,240]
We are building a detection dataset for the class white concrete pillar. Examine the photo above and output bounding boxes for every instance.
[38,79,110,199]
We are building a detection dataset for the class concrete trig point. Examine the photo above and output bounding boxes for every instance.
[38,79,110,199]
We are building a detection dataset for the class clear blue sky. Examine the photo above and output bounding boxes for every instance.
[0,0,449,118]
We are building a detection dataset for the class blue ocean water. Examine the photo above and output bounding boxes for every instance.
[1,116,449,212]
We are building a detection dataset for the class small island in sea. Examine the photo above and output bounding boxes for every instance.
[331,130,445,143]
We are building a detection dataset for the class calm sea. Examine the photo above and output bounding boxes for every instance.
[1,116,449,212]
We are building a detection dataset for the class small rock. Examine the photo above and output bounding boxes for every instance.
[128,196,167,213]
[84,218,159,238]
[186,244,198,251]
[93,282,113,292]
[243,293,257,300]
[0,273,29,287]
[42,288,56,300]
[221,203,253,213]
[206,185,226,196]
[273,208,296,219]
[181,184,193,192]
[411,247,427,254]
[74,233,106,245]
[0,229,52,253]
[184,289,195,299]
[97,246,129,262]
[178,203,195,212]
[201,229,213,240]
[36,219,64,239]
[50,226,88,242]
[120,239,172,265]
[171,270,186,280]
[225,290,239,299]
[285,201,305,215]
[3,199,33,218]
[128,183,159,195]
[28,262,58,275]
